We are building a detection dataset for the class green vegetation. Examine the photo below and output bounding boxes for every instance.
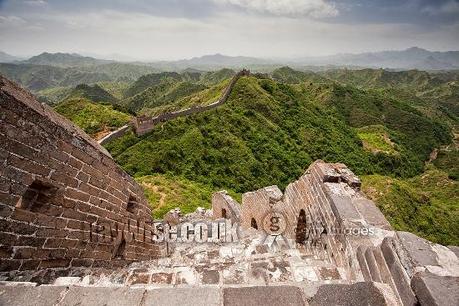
[434,149,459,180]
[97,81,131,100]
[138,174,215,218]
[36,86,73,105]
[54,98,131,138]
[68,84,118,104]
[106,75,449,190]
[125,81,207,114]
[362,165,459,245]
[356,125,397,155]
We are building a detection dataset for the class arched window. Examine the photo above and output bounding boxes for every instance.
[222,208,227,219]
[251,218,258,230]
[16,179,59,213]
[127,195,138,214]
[296,209,308,244]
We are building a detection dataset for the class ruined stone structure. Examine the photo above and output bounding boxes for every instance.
[0,75,458,305]
[0,76,164,273]
[132,69,250,136]
[213,161,459,305]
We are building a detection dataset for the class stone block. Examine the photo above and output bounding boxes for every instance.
[309,282,395,306]
[411,272,459,306]
[144,287,221,306]
[396,231,438,269]
[61,286,146,306]
[352,198,391,230]
[0,285,67,306]
[223,286,305,306]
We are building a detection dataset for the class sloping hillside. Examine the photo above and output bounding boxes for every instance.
[54,98,131,139]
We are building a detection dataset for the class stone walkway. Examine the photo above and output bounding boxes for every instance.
[52,229,348,288]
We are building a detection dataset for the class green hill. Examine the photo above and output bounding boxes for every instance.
[272,66,327,84]
[68,84,118,104]
[54,98,131,139]
[362,165,458,245]
[200,68,235,85]
[123,72,184,98]
[106,75,449,188]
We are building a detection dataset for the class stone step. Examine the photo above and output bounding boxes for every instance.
[356,246,372,281]
[380,237,417,306]
[364,247,383,283]
[372,247,402,303]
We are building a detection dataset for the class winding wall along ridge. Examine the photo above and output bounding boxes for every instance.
[132,69,250,136]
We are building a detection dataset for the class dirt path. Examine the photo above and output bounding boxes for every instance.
[142,182,167,209]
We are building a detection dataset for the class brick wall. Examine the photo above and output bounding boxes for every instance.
[0,76,164,272]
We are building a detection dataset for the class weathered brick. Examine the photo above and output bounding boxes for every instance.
[76,171,89,184]
[0,203,14,217]
[66,188,90,202]
[61,239,78,249]
[11,208,37,223]
[71,258,93,267]
[71,148,94,164]
[50,171,79,188]
[0,259,21,271]
[0,245,13,258]
[39,259,70,269]
[8,154,51,177]
[19,259,40,270]
[13,247,36,259]
[3,166,34,185]
[0,177,11,193]
[0,232,17,245]
[16,236,46,248]
[67,219,90,231]
[67,156,83,170]
[36,228,68,238]
[89,176,108,190]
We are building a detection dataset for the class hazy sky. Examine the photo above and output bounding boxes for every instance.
[0,0,458,60]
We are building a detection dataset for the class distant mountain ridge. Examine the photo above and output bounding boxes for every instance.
[24,52,112,67]
[294,47,459,70]
[3,48,459,70]
[0,51,24,63]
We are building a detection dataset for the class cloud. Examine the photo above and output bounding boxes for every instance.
[24,0,47,6]
[422,1,459,15]
[212,0,338,18]
[0,15,27,27]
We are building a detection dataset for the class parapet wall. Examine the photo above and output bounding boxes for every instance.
[133,69,250,136]
[0,76,164,272]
